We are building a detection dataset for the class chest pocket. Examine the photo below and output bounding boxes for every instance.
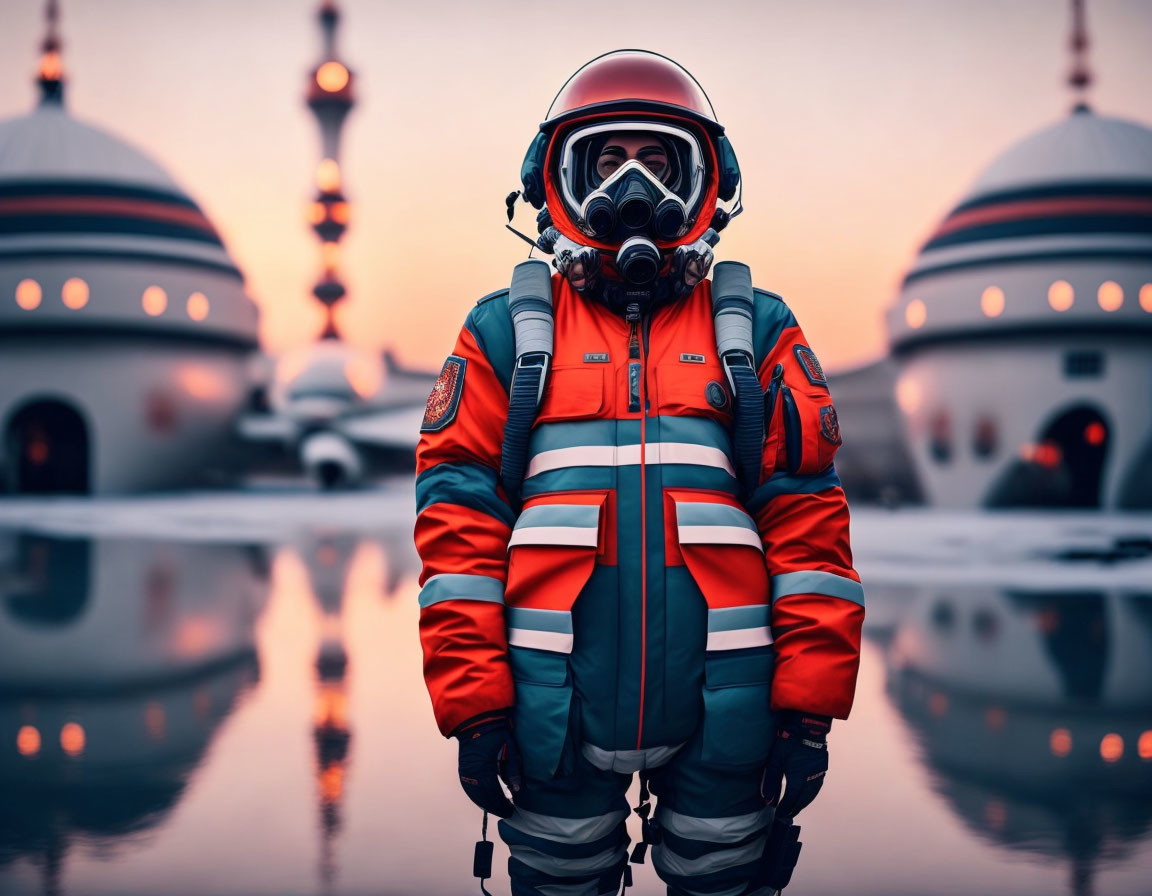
[536,365,607,424]
[654,361,733,424]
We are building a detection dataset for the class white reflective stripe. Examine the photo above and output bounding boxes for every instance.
[677,524,763,551]
[508,526,599,548]
[655,806,772,842]
[507,628,574,653]
[504,807,629,843]
[508,842,628,876]
[651,836,767,878]
[526,442,734,477]
[705,627,773,651]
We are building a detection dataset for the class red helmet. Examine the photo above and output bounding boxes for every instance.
[521,50,741,251]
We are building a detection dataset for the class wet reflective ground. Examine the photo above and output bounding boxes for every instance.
[0,487,1150,896]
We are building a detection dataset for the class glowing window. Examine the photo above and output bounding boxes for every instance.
[980,286,1005,317]
[1050,728,1072,757]
[905,299,926,329]
[187,292,209,321]
[15,278,42,310]
[142,285,167,316]
[60,722,85,756]
[62,277,89,309]
[1097,281,1123,311]
[1048,280,1074,312]
[1140,283,1152,312]
[16,725,41,756]
[316,61,349,92]
[1139,730,1152,760]
[1100,733,1123,763]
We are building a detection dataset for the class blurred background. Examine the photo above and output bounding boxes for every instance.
[0,1,1150,894]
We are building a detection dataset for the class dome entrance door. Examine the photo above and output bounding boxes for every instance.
[985,404,1109,508]
[4,399,90,495]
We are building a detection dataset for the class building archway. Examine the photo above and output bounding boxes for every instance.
[4,398,91,494]
[985,404,1109,509]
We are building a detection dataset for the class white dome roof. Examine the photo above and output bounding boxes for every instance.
[0,102,183,193]
[963,107,1152,202]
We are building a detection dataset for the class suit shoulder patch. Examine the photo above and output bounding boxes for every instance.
[421,355,467,432]
[794,345,827,387]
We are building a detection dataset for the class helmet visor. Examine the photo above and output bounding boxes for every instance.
[556,121,707,228]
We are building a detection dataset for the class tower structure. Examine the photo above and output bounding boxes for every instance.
[305,2,356,339]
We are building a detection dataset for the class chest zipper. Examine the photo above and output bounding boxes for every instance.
[626,302,650,751]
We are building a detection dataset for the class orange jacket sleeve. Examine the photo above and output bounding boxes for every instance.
[414,296,517,736]
[747,295,864,719]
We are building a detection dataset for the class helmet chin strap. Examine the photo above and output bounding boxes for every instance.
[537,225,719,316]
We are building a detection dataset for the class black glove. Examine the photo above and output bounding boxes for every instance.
[455,715,523,818]
[761,710,832,819]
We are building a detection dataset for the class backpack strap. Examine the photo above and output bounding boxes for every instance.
[500,259,554,508]
[711,261,764,492]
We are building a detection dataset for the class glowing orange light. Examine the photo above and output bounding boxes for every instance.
[1048,280,1074,312]
[1050,728,1072,757]
[175,618,216,655]
[905,299,926,329]
[319,764,345,802]
[62,277,89,309]
[16,725,41,756]
[980,286,1005,318]
[1100,733,1123,763]
[1140,284,1152,313]
[60,722,85,756]
[1097,281,1123,312]
[929,693,948,717]
[1084,422,1106,445]
[329,201,350,225]
[15,278,42,310]
[142,285,167,316]
[314,684,350,728]
[307,201,326,225]
[39,51,63,80]
[984,706,1006,731]
[1138,731,1152,760]
[321,241,341,270]
[316,61,349,92]
[187,292,209,321]
[317,158,341,192]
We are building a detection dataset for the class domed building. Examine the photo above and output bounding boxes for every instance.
[0,13,259,494]
[887,105,1152,509]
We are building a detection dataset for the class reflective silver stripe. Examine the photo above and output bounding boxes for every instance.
[655,805,772,842]
[503,806,628,843]
[508,842,628,877]
[674,500,763,552]
[581,740,684,773]
[510,503,600,549]
[706,605,773,651]
[418,573,504,609]
[651,835,767,878]
[677,525,763,550]
[508,628,573,653]
[527,442,735,478]
[772,569,865,606]
[507,607,574,654]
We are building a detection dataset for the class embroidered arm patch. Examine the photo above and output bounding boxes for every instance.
[421,355,467,432]
[794,345,827,387]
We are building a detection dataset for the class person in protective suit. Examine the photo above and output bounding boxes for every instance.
[415,49,864,896]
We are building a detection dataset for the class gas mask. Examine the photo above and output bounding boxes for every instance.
[553,121,709,292]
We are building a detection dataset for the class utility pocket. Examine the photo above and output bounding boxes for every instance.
[668,490,775,768]
[536,365,606,423]
[654,362,733,425]
[505,492,607,778]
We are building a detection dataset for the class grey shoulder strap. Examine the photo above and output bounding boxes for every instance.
[711,261,764,491]
[500,259,554,507]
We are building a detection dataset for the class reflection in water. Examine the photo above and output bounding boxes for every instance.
[877,585,1152,896]
[0,533,269,895]
[300,533,358,894]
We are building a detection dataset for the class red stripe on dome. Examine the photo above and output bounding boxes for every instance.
[931,195,1152,240]
[0,196,219,237]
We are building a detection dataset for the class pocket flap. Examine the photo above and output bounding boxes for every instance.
[505,493,607,612]
[674,500,763,553]
[668,490,768,611]
[537,366,605,423]
[509,502,601,548]
[507,607,574,654]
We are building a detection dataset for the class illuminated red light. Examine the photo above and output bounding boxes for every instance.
[1100,733,1123,763]
[1084,422,1106,445]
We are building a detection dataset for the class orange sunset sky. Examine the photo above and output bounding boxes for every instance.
[1,0,1150,371]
